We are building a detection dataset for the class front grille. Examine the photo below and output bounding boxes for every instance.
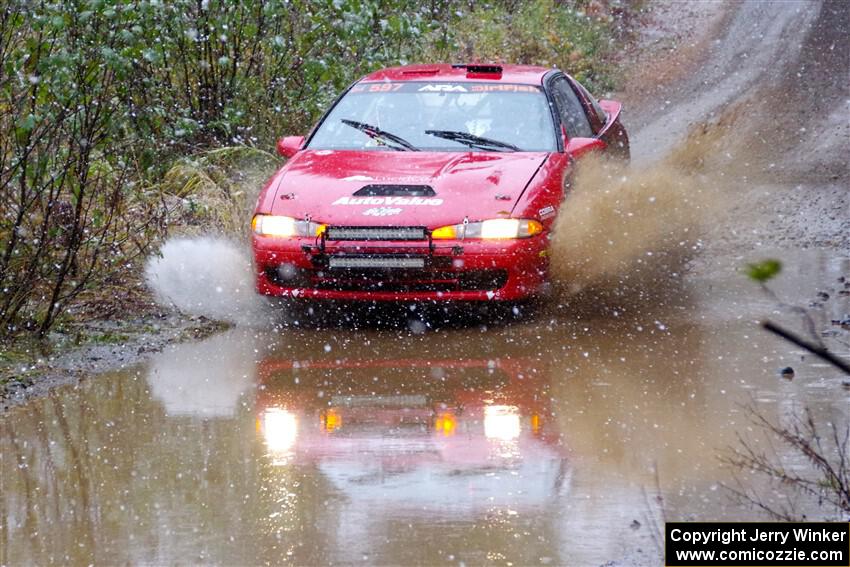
[311,269,508,292]
[314,273,456,292]
[266,258,508,293]
[324,226,427,241]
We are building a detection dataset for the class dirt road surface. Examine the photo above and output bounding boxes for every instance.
[1,2,847,565]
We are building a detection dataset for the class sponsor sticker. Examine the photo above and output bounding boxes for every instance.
[538,205,556,219]
[418,84,468,92]
[362,207,402,217]
[332,196,443,206]
[469,84,539,93]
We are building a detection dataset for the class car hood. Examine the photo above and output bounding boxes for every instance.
[269,150,548,227]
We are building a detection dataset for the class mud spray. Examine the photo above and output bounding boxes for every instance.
[549,119,736,305]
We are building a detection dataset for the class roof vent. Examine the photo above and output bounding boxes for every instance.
[353,184,436,197]
[452,64,503,78]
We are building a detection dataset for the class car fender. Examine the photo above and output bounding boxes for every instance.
[510,152,570,230]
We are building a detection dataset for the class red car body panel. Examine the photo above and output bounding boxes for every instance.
[252,64,628,302]
[261,150,550,226]
[253,235,548,301]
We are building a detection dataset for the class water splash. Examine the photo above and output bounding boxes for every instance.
[144,237,271,326]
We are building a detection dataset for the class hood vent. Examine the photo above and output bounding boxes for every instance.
[353,184,435,197]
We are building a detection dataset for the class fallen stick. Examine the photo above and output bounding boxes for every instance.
[762,320,850,375]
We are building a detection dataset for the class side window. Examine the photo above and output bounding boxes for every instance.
[573,80,608,130]
[550,76,593,138]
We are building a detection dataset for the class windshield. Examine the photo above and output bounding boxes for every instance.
[307,82,557,152]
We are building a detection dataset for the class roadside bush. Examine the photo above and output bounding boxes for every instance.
[442,0,616,92]
[0,2,164,335]
[723,406,850,521]
[160,147,279,236]
[122,0,454,155]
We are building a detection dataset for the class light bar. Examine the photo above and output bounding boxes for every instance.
[331,394,428,407]
[328,256,426,269]
[325,226,426,241]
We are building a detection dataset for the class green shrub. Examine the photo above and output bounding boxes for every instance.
[438,0,616,93]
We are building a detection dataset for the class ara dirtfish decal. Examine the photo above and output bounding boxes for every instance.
[341,175,430,183]
[332,196,443,206]
[417,84,468,92]
[538,205,556,219]
[349,82,541,95]
[362,207,402,216]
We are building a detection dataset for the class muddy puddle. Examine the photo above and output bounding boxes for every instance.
[1,249,847,565]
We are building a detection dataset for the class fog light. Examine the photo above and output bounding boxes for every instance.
[277,263,299,280]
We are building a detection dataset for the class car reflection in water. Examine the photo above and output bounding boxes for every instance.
[255,356,570,517]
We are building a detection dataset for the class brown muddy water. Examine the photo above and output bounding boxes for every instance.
[1,249,847,566]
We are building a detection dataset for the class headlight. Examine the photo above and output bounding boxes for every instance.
[431,218,544,240]
[261,408,298,453]
[483,405,521,441]
[252,214,325,237]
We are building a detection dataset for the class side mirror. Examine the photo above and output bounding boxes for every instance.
[565,137,606,157]
[598,100,621,124]
[561,124,605,158]
[276,136,305,158]
[561,125,605,157]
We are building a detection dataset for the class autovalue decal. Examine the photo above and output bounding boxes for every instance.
[332,196,443,206]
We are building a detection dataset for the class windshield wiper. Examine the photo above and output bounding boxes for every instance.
[341,119,419,151]
[425,130,520,152]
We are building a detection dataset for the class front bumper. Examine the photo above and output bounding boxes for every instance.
[252,234,549,302]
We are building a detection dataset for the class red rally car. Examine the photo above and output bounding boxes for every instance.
[252,63,628,302]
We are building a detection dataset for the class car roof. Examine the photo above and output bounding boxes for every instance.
[360,64,554,85]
